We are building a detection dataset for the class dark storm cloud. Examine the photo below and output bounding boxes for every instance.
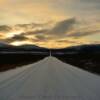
[0,25,12,32]
[46,18,100,39]
[11,35,27,41]
[47,18,76,36]
[35,35,47,41]
[22,18,100,40]
[68,30,100,38]
[3,34,28,43]
[0,21,49,33]
[21,18,76,39]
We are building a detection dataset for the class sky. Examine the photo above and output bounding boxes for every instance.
[0,0,100,48]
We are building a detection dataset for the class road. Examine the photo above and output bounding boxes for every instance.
[0,56,100,100]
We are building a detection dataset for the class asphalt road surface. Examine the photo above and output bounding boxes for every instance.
[0,56,100,100]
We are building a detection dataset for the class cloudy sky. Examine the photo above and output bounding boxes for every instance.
[0,0,100,48]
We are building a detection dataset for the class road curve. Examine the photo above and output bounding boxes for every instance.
[0,56,100,100]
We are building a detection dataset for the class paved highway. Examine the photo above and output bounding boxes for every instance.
[0,57,100,100]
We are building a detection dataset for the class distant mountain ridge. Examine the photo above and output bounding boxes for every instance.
[0,43,49,52]
[0,43,100,53]
[17,44,46,49]
[66,44,100,52]
[0,42,12,47]
[51,44,100,55]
